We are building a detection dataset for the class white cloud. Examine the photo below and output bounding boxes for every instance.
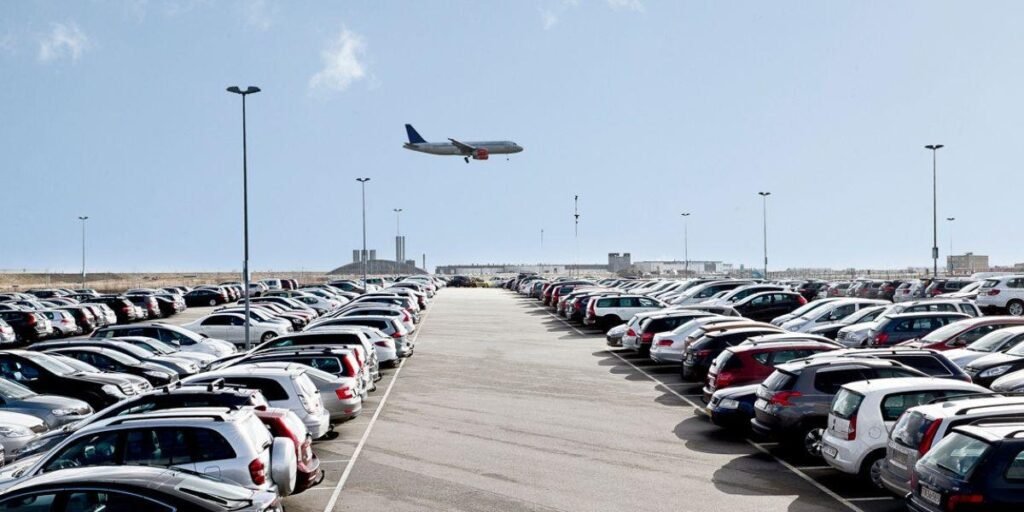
[309,27,367,93]
[540,9,559,30]
[38,22,89,63]
[607,0,645,12]
[243,0,277,30]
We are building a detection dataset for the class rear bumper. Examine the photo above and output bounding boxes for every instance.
[295,456,325,493]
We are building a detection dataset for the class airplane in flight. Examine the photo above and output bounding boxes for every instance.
[403,124,523,163]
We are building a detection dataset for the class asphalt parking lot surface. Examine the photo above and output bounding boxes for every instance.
[176,290,903,511]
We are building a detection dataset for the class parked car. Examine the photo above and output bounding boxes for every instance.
[923,279,977,298]
[184,288,229,307]
[38,310,78,337]
[41,346,178,388]
[0,466,282,511]
[866,312,970,347]
[583,295,665,331]
[770,298,847,327]
[751,357,927,458]
[306,316,412,358]
[820,377,985,485]
[29,339,200,377]
[702,340,837,402]
[781,299,888,333]
[907,423,1024,512]
[836,299,981,348]
[0,350,143,409]
[0,311,50,343]
[976,274,1024,315]
[803,347,972,381]
[963,341,1024,387]
[88,296,139,324]
[900,316,1024,351]
[182,313,292,346]
[806,305,887,340]
[879,394,1024,498]
[92,323,236,357]
[0,320,15,345]
[729,291,807,322]
[681,326,785,382]
[242,360,362,423]
[700,383,761,430]
[255,406,324,494]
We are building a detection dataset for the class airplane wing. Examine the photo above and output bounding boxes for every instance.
[448,138,476,154]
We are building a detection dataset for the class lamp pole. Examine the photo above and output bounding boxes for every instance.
[758,192,770,279]
[680,213,690,276]
[78,216,88,288]
[573,195,579,278]
[226,85,260,350]
[357,178,371,289]
[946,217,955,273]
[393,208,403,267]
[925,144,944,278]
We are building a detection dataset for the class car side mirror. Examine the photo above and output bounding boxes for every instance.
[200,332,209,338]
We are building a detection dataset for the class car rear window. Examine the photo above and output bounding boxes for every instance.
[831,388,864,419]
[814,368,869,394]
[881,391,949,422]
[981,279,999,289]
[883,355,952,377]
[920,432,990,479]
[762,370,796,391]
[891,410,931,449]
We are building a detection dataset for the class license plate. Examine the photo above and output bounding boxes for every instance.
[822,444,838,459]
[754,398,768,411]
[889,450,909,470]
[920,486,941,506]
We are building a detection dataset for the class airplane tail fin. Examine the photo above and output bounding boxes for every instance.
[405,124,427,144]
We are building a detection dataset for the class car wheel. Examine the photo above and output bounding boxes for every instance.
[1009,300,1024,316]
[800,425,825,459]
[260,332,277,343]
[208,299,217,307]
[862,454,885,488]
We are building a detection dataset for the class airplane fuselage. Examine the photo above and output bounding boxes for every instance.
[403,141,523,156]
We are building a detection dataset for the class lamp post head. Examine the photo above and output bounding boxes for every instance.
[356,177,370,183]
[226,86,261,95]
[78,216,89,221]
[925,144,944,151]
[947,217,955,221]
[758,191,771,197]
[681,212,690,217]
[394,208,402,213]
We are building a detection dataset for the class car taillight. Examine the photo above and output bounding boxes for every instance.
[249,457,267,485]
[626,329,636,337]
[716,371,735,388]
[342,355,359,377]
[988,289,1001,296]
[374,340,391,347]
[874,332,889,345]
[391,331,402,339]
[946,493,983,511]
[656,339,673,347]
[918,418,942,456]
[695,349,712,358]
[769,390,802,407]
[797,296,807,305]
[846,415,857,441]
[335,386,354,399]
[25,314,36,326]
[640,332,654,344]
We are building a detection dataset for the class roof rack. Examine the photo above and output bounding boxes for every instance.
[107,411,228,426]
[967,415,1024,426]
[206,378,226,392]
[952,398,1024,416]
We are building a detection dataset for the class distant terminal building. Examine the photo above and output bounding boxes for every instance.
[608,253,632,273]
[949,253,989,274]
[631,260,732,275]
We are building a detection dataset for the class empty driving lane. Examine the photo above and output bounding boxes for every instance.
[331,289,842,512]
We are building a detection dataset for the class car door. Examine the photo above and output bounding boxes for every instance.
[637,297,661,314]
[198,315,232,341]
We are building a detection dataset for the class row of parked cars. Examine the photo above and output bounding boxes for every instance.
[0,274,446,511]
[508,273,1024,511]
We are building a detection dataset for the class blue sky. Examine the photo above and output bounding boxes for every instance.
[2,1,1022,273]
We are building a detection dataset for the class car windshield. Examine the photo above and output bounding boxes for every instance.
[839,307,883,325]
[788,301,827,317]
[968,330,1019,353]
[920,321,968,343]
[959,281,981,293]
[1006,342,1024,356]
[22,353,77,376]
[0,378,35,399]
[920,432,990,479]
[981,279,1000,289]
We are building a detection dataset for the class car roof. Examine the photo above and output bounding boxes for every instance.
[728,340,836,352]
[199,364,304,378]
[885,311,970,319]
[841,376,981,394]
[776,356,909,372]
[86,406,244,430]
[954,422,1024,442]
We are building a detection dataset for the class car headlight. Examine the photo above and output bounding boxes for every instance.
[51,408,80,417]
[0,426,34,438]
[718,398,740,410]
[980,365,1013,378]
[101,384,125,397]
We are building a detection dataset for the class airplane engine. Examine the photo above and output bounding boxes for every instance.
[473,148,489,160]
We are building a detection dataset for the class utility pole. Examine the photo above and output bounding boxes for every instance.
[681,212,690,277]
[357,178,371,289]
[573,195,579,278]
[78,216,89,288]
[226,85,260,350]
[758,192,771,279]
[925,144,944,278]
[947,217,955,274]
[540,228,544,273]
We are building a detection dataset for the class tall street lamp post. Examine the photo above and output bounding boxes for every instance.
[357,178,371,289]
[78,216,88,288]
[680,213,690,276]
[226,85,260,350]
[758,192,770,279]
[925,144,944,278]
[947,217,955,273]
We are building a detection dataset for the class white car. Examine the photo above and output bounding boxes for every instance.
[91,323,236,357]
[669,281,754,306]
[331,304,415,333]
[941,325,1024,368]
[821,377,985,486]
[583,295,665,330]
[182,312,292,346]
[770,297,846,327]
[701,284,785,306]
[780,299,888,333]
[835,299,982,348]
[976,274,1024,315]
[649,315,732,363]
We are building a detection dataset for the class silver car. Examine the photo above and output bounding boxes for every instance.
[0,411,48,462]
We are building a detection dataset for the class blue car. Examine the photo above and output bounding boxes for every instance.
[700,383,759,430]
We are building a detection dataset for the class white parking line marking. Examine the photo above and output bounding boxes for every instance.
[321,308,431,512]
[793,465,832,470]
[845,497,895,502]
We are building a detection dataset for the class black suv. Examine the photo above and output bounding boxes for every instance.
[908,422,1024,512]
[0,311,49,342]
[0,350,140,409]
[804,348,971,381]
[89,296,138,324]
[751,357,926,458]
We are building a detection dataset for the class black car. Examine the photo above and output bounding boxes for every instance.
[908,423,1024,512]
[731,292,806,323]
[88,296,139,324]
[0,466,280,512]
[56,306,97,334]
[185,288,228,307]
[805,347,972,382]
[751,357,926,458]
[29,339,199,377]
[964,342,1024,387]
[41,346,178,387]
[0,350,138,409]
[682,327,783,381]
[0,310,50,342]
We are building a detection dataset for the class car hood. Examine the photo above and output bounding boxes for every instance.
[967,352,1024,370]
[0,453,43,483]
[14,395,90,414]
[838,321,875,335]
[168,351,216,363]
[69,371,137,387]
[942,348,988,368]
[992,368,1024,391]
[0,411,46,430]
[713,383,760,401]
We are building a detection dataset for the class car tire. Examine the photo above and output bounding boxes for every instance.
[798,424,825,459]
[1009,300,1024,317]
[861,452,885,488]
[260,332,277,343]
[208,299,217,307]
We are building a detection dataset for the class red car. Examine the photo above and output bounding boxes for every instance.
[702,340,837,402]
[256,407,324,494]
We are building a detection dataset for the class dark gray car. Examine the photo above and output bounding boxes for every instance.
[0,378,91,429]
[750,357,926,458]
